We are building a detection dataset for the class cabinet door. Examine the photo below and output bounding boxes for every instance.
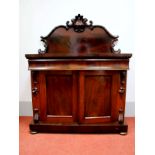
[39,71,78,123]
[79,70,120,124]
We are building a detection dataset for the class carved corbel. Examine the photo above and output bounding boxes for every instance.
[33,108,39,123]
[32,87,38,95]
[118,71,126,95]
[31,71,39,96]
[118,108,124,124]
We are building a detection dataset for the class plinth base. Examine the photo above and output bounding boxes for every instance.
[29,121,128,134]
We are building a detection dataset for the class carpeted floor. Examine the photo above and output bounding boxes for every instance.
[19,117,135,155]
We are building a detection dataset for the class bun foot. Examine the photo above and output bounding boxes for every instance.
[120,132,127,135]
[30,130,38,134]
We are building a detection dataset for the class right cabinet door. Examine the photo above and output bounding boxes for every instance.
[79,70,121,124]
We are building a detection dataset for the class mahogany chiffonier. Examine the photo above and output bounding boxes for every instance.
[25,14,132,134]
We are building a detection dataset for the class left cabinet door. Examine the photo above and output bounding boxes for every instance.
[37,70,78,123]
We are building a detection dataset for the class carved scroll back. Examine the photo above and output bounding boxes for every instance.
[40,14,120,54]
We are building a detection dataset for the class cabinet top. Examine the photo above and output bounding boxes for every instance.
[25,53,132,59]
[25,14,132,59]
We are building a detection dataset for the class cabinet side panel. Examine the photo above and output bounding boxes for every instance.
[46,74,73,115]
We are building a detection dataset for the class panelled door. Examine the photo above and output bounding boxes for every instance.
[79,70,120,124]
[39,70,78,123]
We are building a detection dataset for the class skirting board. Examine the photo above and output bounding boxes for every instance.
[19,101,135,117]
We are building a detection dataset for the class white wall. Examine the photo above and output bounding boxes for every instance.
[19,0,135,116]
